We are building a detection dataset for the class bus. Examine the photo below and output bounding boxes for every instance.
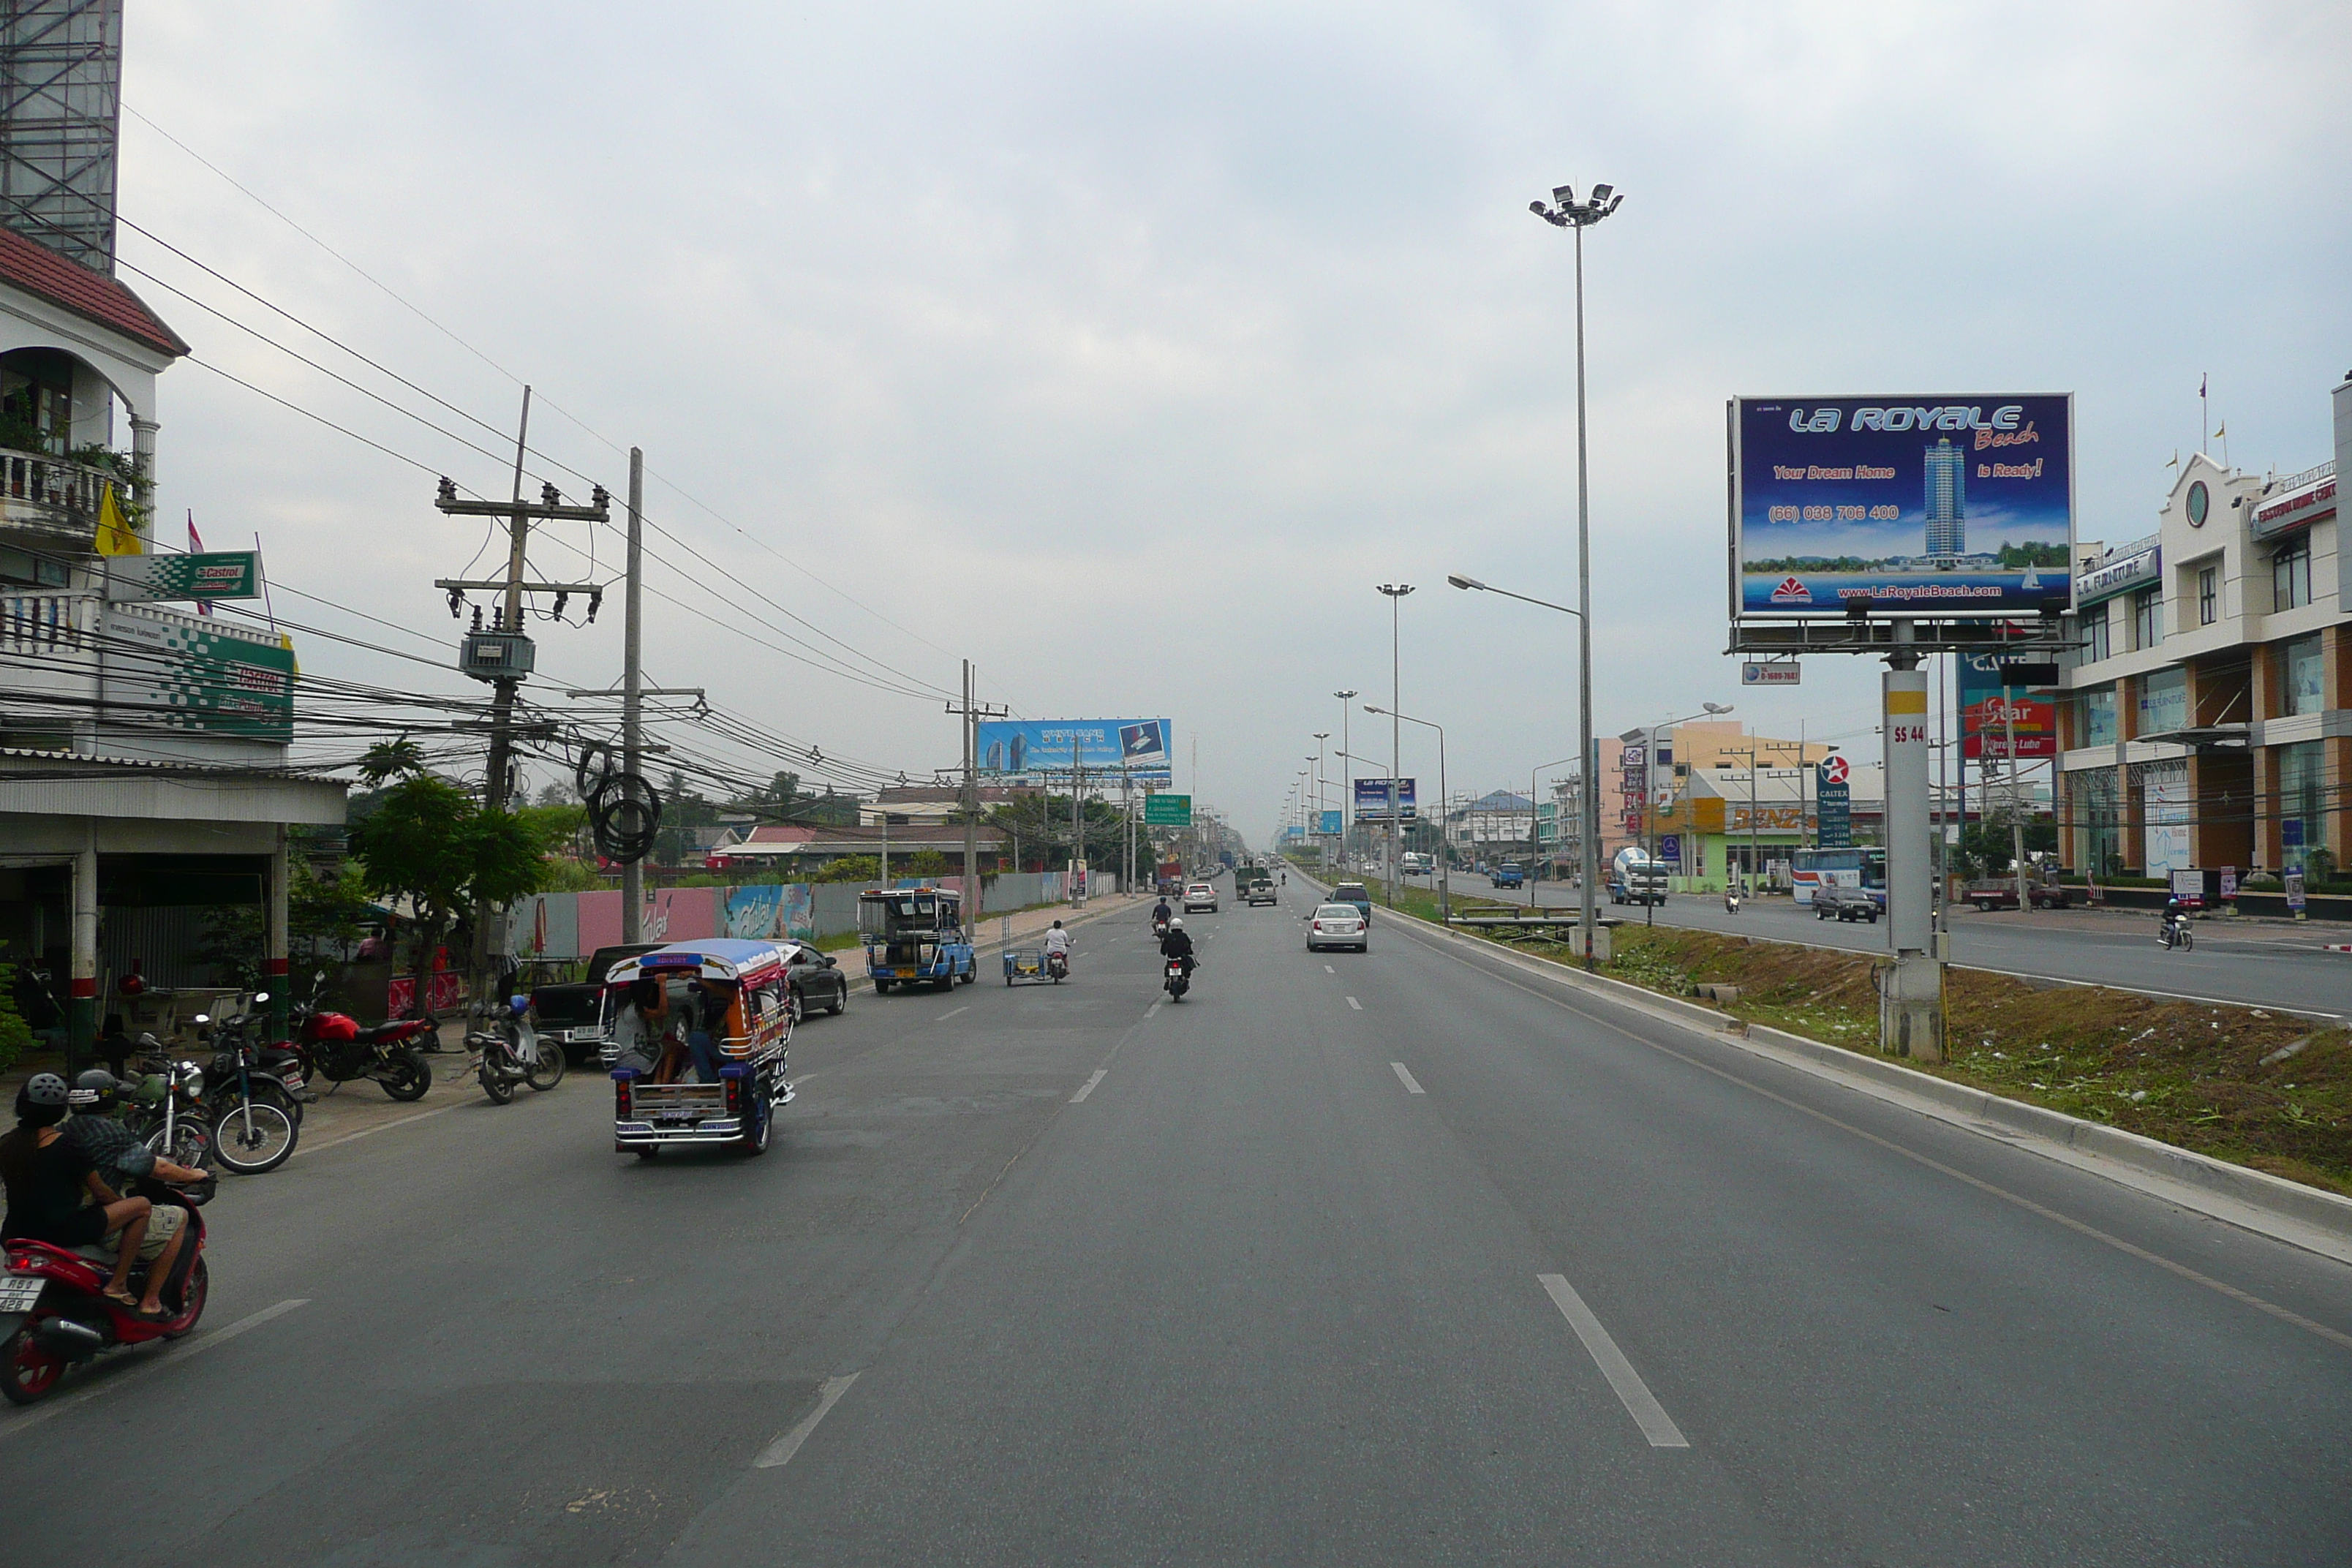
[1791,847,1885,908]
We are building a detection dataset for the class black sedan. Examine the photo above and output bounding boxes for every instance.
[783,941,851,1019]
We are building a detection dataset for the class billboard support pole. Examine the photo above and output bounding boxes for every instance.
[1880,630,1943,1061]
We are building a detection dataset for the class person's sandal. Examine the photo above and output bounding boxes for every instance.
[132,1301,171,1320]
[103,1286,138,1308]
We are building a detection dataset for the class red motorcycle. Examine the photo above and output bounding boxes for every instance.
[1,1177,212,1405]
[285,974,434,1101]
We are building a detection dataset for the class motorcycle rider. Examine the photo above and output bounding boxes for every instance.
[61,1071,206,1303]
[1043,920,1073,970]
[1,1075,180,1317]
[1158,916,1197,981]
[2161,892,2190,945]
[1150,895,1173,932]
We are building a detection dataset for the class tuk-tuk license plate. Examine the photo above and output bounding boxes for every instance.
[0,1274,42,1311]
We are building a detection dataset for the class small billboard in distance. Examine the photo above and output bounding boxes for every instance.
[1731,395,2073,618]
[1354,777,1417,821]
[976,719,1172,783]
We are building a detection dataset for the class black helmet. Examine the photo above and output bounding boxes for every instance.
[67,1069,123,1110]
[22,1071,68,1107]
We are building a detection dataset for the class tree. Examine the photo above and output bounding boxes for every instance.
[192,854,377,990]
[350,777,568,986]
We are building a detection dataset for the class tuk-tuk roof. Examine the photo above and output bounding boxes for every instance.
[857,885,960,903]
[603,938,786,986]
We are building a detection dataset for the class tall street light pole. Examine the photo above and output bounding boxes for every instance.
[1334,690,1358,866]
[1523,177,1624,970]
[1450,573,1594,967]
[1365,704,1447,921]
[1313,732,1331,868]
[1375,586,1414,913]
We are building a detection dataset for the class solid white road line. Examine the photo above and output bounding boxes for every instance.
[304,1103,461,1154]
[1346,997,1362,1011]
[1071,1069,1109,1104]
[1390,1062,1425,1095]
[1537,1274,1689,1449]
[755,1372,862,1469]
[0,1297,311,1440]
[940,1006,969,1021]
[1147,1002,1161,1018]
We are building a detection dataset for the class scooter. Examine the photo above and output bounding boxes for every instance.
[1046,949,1069,983]
[1164,956,1191,1002]
[1725,888,1742,913]
[2158,913,2194,951]
[1,1174,212,1405]
[466,996,565,1106]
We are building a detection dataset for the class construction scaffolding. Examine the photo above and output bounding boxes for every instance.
[0,0,121,272]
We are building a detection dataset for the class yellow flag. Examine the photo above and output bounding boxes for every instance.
[94,481,142,556]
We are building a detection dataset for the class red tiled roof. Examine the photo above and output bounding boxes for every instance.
[0,225,188,359]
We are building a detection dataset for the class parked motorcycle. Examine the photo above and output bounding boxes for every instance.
[287,973,433,1101]
[121,1054,214,1174]
[198,998,300,1175]
[466,996,564,1106]
[1,1174,212,1405]
[1164,955,1191,1002]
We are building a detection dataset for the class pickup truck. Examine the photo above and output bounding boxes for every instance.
[1242,873,1278,906]
[1812,885,1882,923]
[1962,879,2078,913]
[529,942,663,1062]
[1490,862,1525,889]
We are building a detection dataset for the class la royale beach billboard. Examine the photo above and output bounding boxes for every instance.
[1730,394,2074,617]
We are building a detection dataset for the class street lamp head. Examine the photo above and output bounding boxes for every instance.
[1376,583,1416,599]
[1552,184,1575,205]
[1446,573,1485,592]
[1703,702,1733,715]
[1335,688,1358,701]
[1362,704,1386,715]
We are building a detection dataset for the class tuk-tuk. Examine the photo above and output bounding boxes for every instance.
[859,886,976,993]
[603,940,794,1158]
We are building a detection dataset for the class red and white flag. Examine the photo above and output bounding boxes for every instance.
[188,512,211,614]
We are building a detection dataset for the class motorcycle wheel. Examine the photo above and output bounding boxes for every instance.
[146,1120,214,1173]
[211,1098,297,1175]
[1,1317,65,1406]
[380,1050,431,1102]
[480,1058,515,1105]
[162,1258,208,1340]
[2180,929,2194,951]
[525,1044,565,1093]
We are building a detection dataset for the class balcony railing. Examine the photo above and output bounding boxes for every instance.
[0,447,140,542]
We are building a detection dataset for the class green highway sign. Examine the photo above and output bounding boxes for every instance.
[1143,793,1193,826]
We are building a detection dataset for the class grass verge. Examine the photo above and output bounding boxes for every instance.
[1345,878,2352,1196]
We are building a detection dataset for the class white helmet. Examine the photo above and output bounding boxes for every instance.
[1168,916,1184,929]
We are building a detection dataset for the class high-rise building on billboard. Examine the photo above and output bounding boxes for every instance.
[1922,437,1966,557]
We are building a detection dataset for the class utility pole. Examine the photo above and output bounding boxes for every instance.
[436,388,608,1014]
[562,448,698,941]
[945,665,1006,925]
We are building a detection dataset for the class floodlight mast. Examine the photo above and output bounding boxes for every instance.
[1523,178,1624,968]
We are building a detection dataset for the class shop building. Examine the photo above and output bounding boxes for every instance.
[2056,374,2348,883]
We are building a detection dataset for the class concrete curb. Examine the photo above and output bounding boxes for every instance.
[1289,864,2352,1266]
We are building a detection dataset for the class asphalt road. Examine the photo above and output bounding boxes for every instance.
[1428,869,2352,1019]
[9,883,2352,1564]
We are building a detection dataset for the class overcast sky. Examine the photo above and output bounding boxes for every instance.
[118,1,2350,841]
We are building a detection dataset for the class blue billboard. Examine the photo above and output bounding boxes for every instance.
[1318,810,1343,834]
[1732,395,2073,617]
[1353,777,1417,821]
[976,718,1172,783]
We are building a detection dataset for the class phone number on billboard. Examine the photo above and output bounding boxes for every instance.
[1765,505,1903,523]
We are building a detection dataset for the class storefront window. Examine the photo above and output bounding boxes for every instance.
[2278,740,2326,872]
[2198,565,2217,626]
[2076,685,2117,747]
[2283,636,2324,717]
[2136,666,2187,736]
[2070,769,2120,878]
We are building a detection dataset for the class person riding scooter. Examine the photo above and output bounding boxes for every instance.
[1043,920,1073,977]
[1158,916,1197,979]
[1150,897,1172,935]
[1,1074,184,1319]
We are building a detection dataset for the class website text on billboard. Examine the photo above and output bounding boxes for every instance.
[1730,395,2074,618]
[975,719,1172,783]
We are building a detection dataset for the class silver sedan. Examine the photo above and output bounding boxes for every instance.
[1306,903,1368,953]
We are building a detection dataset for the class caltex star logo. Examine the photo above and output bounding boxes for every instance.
[1771,576,1811,603]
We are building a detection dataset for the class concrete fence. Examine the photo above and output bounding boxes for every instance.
[504,871,1096,962]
